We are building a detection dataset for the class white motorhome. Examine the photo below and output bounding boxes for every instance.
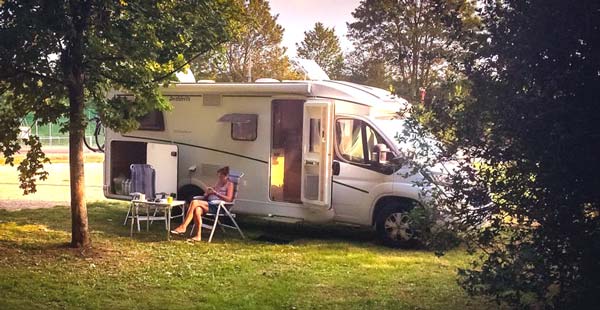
[103,80,427,246]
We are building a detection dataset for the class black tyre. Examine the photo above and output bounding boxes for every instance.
[375,203,419,248]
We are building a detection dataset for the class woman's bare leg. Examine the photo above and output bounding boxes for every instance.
[191,207,203,241]
[197,200,209,213]
[174,200,199,232]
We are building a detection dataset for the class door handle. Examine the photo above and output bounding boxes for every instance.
[332,161,340,176]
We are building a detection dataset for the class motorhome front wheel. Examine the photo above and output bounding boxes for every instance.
[376,204,419,248]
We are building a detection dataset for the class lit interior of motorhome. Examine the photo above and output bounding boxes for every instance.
[270,100,303,203]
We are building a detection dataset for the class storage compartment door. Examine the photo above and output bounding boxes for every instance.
[301,100,334,207]
[147,143,178,196]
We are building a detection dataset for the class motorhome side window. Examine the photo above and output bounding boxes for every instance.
[336,119,366,162]
[231,121,257,141]
[335,118,392,166]
[217,113,258,141]
[138,110,165,131]
[309,118,321,153]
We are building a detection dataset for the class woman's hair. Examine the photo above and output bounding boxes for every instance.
[217,166,229,176]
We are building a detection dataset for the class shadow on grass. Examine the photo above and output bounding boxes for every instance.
[1,200,384,249]
[238,216,378,245]
[0,201,132,240]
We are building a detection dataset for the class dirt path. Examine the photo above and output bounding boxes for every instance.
[0,199,69,211]
[0,162,106,211]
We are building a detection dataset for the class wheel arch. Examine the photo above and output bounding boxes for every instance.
[371,196,422,227]
[177,183,205,203]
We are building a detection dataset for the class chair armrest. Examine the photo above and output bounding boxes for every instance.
[192,195,205,200]
[221,202,235,210]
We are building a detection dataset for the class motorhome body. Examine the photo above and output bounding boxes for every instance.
[104,80,426,246]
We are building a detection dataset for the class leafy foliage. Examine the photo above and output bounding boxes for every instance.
[343,49,393,89]
[0,0,236,247]
[192,0,299,82]
[0,91,49,193]
[405,0,600,308]
[405,203,461,255]
[15,136,50,195]
[347,0,478,100]
[296,22,345,79]
[1,0,236,132]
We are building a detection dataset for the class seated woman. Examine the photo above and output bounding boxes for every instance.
[171,166,234,241]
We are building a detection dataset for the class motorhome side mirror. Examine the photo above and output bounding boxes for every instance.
[371,144,390,165]
[391,156,406,167]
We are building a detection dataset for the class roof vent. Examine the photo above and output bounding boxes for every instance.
[203,94,221,106]
[255,78,280,83]
[176,70,196,83]
[290,58,330,80]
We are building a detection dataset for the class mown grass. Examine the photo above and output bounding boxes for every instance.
[0,202,499,310]
[1,159,498,309]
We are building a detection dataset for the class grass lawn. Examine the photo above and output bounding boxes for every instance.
[0,204,498,310]
[0,160,498,309]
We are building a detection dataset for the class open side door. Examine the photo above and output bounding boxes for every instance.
[146,143,178,196]
[301,100,334,208]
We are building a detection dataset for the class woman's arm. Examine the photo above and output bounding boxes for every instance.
[215,182,234,202]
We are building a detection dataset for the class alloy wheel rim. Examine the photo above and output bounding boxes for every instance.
[384,212,413,241]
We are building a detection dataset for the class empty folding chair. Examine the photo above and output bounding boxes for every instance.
[124,164,156,229]
[125,164,186,234]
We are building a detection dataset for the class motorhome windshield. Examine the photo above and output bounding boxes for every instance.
[373,119,442,160]
[372,119,406,151]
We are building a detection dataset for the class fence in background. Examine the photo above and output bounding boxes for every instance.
[19,110,104,148]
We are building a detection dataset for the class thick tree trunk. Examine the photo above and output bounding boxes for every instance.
[68,83,91,248]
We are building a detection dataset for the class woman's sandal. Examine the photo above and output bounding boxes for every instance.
[186,238,202,242]
[170,229,185,235]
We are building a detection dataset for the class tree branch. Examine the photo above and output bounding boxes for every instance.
[96,70,133,86]
[0,68,64,85]
[86,55,126,62]
[151,39,229,83]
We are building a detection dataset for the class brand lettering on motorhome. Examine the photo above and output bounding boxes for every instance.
[168,95,191,102]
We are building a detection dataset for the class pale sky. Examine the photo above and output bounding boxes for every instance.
[269,0,362,56]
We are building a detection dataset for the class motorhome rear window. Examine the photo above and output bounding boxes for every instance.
[138,110,165,131]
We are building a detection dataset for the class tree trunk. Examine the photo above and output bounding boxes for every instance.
[68,83,91,248]
[65,0,92,249]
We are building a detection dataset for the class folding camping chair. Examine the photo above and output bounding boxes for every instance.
[124,164,185,231]
[190,171,246,243]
